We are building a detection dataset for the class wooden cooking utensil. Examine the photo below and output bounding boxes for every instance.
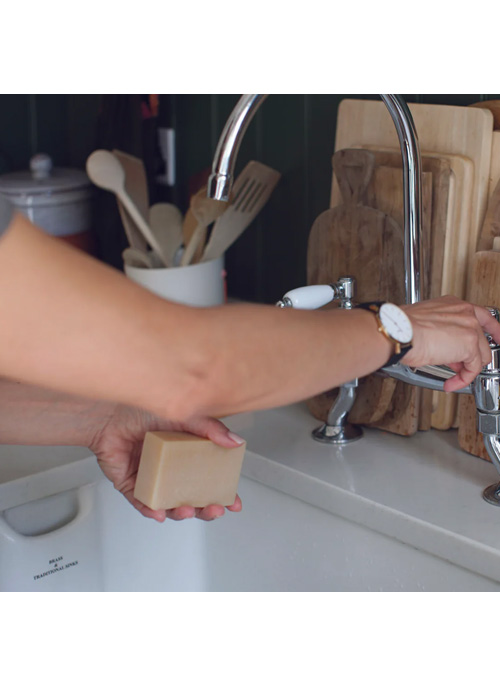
[122,246,156,268]
[86,150,169,267]
[458,249,500,462]
[113,149,150,252]
[112,149,149,221]
[201,161,281,263]
[181,186,214,264]
[306,149,410,432]
[181,188,228,266]
[149,203,184,267]
[116,200,148,252]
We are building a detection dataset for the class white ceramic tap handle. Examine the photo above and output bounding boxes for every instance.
[280,285,336,310]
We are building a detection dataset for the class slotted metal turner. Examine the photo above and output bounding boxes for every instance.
[201,161,281,262]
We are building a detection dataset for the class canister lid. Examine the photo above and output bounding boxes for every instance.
[0,154,90,196]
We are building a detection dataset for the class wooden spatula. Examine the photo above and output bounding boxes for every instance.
[112,149,149,221]
[180,188,228,266]
[113,149,150,251]
[201,161,281,262]
[149,203,184,267]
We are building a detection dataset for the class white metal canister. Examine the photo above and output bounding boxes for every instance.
[0,153,94,252]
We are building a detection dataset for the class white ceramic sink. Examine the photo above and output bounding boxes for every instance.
[96,403,500,591]
[3,402,500,591]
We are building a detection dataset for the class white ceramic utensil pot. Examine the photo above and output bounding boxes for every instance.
[124,253,226,307]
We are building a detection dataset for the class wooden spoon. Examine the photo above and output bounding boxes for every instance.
[86,150,168,267]
[149,203,184,267]
[122,247,155,268]
[116,200,148,251]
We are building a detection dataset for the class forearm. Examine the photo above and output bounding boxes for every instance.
[0,377,112,446]
[190,304,392,417]
[0,215,392,421]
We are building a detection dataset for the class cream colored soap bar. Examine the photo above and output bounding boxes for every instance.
[134,431,246,510]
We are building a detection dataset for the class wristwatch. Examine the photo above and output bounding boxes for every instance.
[357,301,413,366]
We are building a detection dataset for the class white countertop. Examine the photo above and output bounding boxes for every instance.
[225,403,500,584]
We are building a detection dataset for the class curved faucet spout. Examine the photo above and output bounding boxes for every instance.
[208,94,423,304]
[208,95,268,202]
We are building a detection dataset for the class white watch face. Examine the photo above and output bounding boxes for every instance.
[379,303,413,344]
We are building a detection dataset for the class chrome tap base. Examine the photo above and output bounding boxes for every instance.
[312,422,363,445]
[483,482,500,506]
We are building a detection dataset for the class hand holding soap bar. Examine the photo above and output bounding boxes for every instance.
[134,431,246,511]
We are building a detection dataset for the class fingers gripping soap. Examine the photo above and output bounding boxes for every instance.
[134,431,246,510]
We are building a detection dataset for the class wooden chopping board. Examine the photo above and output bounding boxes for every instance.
[471,100,500,131]
[334,100,492,257]
[306,148,428,435]
[329,148,442,432]
[457,249,500,461]
[362,160,433,433]
[336,148,451,299]
[335,146,473,430]
[485,132,500,203]
[429,153,474,429]
[476,178,500,253]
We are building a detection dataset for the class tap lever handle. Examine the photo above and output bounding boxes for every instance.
[276,285,337,310]
[485,306,500,320]
[485,306,500,346]
[276,276,356,310]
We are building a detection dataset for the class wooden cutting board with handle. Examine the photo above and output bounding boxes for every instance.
[458,248,500,461]
[336,146,472,430]
[326,148,438,432]
[334,99,493,265]
[307,148,413,433]
[361,158,433,432]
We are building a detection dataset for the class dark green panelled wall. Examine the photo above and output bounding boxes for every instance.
[1,94,498,303]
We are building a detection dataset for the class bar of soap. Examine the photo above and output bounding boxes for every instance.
[134,431,246,510]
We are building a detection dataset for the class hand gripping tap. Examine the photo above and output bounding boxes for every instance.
[471,307,500,505]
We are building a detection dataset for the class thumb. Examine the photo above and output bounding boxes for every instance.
[183,415,246,449]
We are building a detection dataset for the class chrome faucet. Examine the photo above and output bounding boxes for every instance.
[208,94,500,505]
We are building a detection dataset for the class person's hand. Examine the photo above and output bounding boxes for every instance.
[402,296,500,392]
[88,405,243,523]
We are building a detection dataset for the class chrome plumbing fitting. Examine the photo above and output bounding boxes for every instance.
[276,276,362,444]
[471,307,500,505]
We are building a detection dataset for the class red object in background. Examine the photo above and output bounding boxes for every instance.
[59,230,96,255]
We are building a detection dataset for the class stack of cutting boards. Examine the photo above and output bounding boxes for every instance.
[306,98,494,437]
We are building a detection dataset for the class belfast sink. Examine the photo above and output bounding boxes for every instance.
[96,403,500,591]
[2,402,500,591]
